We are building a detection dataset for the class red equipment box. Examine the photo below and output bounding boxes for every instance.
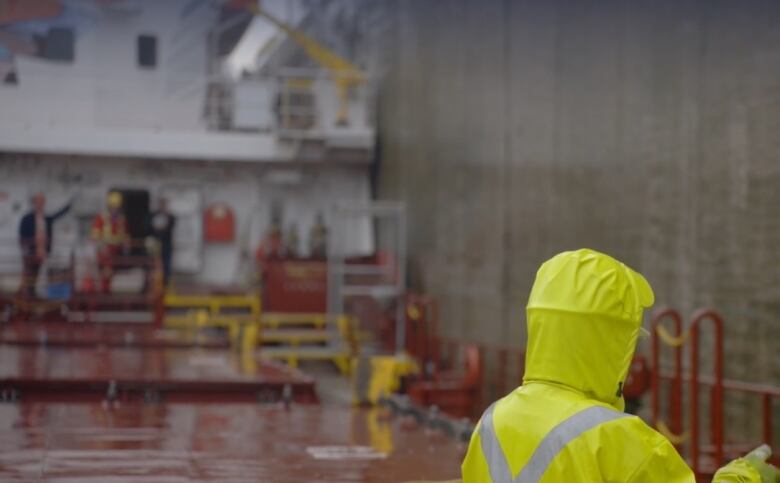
[203,203,236,242]
[263,259,327,313]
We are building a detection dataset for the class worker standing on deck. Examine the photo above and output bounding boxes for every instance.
[309,212,327,259]
[91,191,129,294]
[462,249,780,483]
[257,219,283,259]
[18,193,74,298]
[285,222,300,258]
[148,197,176,287]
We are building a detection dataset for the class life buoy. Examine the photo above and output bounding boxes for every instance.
[203,203,235,242]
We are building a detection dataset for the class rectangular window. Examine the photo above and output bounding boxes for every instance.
[137,35,157,68]
[43,27,75,62]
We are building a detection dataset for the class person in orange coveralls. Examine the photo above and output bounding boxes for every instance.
[91,191,129,293]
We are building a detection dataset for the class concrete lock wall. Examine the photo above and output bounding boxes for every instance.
[364,0,780,436]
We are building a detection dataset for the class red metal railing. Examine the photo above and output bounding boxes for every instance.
[401,295,526,419]
[652,307,779,477]
[421,336,525,420]
[405,296,779,465]
[0,239,163,325]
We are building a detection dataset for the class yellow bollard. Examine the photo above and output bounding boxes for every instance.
[242,322,259,354]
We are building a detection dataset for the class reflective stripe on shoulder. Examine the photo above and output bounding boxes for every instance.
[480,402,514,483]
[479,403,629,483]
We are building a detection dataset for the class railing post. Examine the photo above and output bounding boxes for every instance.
[518,348,526,386]
[762,393,773,446]
[414,298,424,359]
[497,349,508,398]
[448,339,457,370]
[651,313,660,428]
[651,307,683,432]
[671,321,683,437]
[690,320,700,475]
[689,309,725,473]
[426,296,439,378]
[476,344,485,416]
[710,311,724,468]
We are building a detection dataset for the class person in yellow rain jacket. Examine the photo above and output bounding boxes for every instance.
[462,249,780,483]
[91,191,129,293]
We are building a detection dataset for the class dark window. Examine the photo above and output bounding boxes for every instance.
[137,35,157,68]
[43,27,75,62]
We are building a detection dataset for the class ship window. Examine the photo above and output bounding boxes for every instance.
[42,27,75,62]
[137,35,157,68]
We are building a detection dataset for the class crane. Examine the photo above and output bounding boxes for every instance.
[246,2,366,126]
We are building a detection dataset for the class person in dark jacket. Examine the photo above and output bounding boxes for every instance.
[147,197,176,287]
[18,193,73,297]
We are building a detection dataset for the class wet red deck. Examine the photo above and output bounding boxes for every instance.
[0,403,464,482]
[0,346,317,404]
[0,323,229,349]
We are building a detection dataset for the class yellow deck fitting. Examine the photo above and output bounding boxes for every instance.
[163,292,261,329]
[251,314,358,375]
[260,312,333,329]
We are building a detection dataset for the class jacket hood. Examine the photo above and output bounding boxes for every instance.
[523,249,654,409]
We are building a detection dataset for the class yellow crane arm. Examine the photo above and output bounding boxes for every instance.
[249,4,365,84]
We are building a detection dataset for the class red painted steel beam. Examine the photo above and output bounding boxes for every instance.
[0,345,319,405]
[762,393,773,446]
[0,378,318,404]
[0,323,230,348]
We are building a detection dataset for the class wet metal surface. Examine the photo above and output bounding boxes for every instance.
[0,346,317,404]
[0,403,464,482]
[0,323,230,349]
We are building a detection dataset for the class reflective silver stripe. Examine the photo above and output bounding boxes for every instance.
[514,406,627,482]
[480,404,628,483]
[479,402,513,483]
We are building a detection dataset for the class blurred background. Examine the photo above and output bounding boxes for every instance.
[0,1,779,481]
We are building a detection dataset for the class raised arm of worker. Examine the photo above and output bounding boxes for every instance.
[48,194,75,221]
[460,249,776,483]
